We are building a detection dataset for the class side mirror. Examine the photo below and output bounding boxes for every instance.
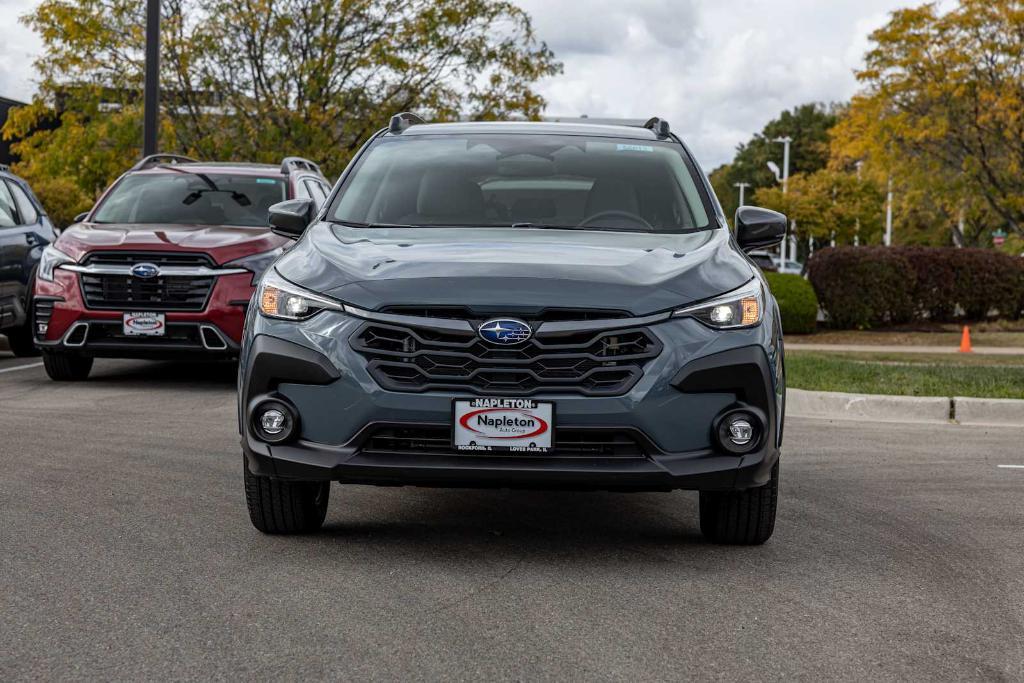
[735,206,787,252]
[73,212,89,223]
[268,198,315,239]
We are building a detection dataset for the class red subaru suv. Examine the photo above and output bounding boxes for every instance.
[33,154,330,380]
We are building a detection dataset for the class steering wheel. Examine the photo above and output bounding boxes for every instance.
[577,210,654,231]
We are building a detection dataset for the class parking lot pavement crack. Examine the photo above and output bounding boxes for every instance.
[419,556,526,618]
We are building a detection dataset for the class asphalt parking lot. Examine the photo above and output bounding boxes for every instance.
[1,351,1023,680]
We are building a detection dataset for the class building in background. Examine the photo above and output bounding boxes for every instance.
[0,95,29,165]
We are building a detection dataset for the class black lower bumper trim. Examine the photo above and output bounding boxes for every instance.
[242,425,780,493]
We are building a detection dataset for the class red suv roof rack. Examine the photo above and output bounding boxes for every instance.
[130,153,198,171]
[280,156,323,176]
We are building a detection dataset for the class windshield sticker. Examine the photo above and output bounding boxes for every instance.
[256,178,277,184]
[616,144,654,152]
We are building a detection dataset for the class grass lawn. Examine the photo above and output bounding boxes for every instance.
[787,324,1024,348]
[786,351,1024,399]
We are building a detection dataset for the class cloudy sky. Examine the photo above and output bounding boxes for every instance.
[0,0,910,168]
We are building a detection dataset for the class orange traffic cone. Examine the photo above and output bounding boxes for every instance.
[959,325,973,353]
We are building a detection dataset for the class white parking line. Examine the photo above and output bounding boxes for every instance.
[997,465,1024,469]
[0,362,43,375]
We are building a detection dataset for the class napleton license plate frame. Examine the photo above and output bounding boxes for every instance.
[122,311,166,337]
[451,398,555,454]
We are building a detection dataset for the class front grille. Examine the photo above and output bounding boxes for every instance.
[80,252,215,311]
[83,252,216,267]
[86,321,204,346]
[363,425,646,458]
[352,321,661,396]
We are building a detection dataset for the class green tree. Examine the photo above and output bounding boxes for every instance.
[710,102,839,220]
[3,0,561,224]
[754,169,885,246]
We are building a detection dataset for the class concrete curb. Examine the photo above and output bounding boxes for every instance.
[953,397,1024,427]
[788,388,1024,426]
[787,389,951,423]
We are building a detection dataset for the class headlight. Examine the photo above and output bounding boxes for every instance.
[38,245,75,282]
[257,269,343,321]
[673,279,763,329]
[226,246,285,283]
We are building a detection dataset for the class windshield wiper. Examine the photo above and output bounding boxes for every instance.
[331,220,428,229]
[161,165,252,207]
[510,222,653,232]
[509,222,583,230]
[180,188,252,207]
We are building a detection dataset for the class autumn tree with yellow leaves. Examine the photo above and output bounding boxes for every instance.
[832,0,1024,243]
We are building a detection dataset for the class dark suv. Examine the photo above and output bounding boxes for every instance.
[33,154,330,380]
[240,116,788,544]
[0,165,55,356]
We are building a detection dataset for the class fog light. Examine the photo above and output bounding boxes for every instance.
[260,409,286,435]
[727,418,753,446]
[713,408,763,455]
[251,399,298,444]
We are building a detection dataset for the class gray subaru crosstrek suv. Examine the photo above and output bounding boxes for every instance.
[239,115,788,544]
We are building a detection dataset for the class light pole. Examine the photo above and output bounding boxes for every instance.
[884,176,894,247]
[772,136,792,194]
[143,0,161,156]
[734,182,750,207]
[769,136,793,261]
[854,160,863,246]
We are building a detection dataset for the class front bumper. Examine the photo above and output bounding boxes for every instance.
[33,269,254,358]
[239,309,785,492]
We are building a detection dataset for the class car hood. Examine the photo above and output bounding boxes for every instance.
[56,222,287,264]
[275,223,755,316]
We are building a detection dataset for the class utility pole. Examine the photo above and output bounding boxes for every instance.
[854,160,863,247]
[773,137,792,194]
[734,182,750,207]
[884,176,894,247]
[771,136,793,261]
[143,0,161,156]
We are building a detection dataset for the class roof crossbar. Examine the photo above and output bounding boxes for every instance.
[389,112,426,134]
[280,156,323,176]
[130,153,198,171]
[642,117,671,138]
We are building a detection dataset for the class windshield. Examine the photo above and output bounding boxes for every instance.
[330,134,713,233]
[92,172,286,227]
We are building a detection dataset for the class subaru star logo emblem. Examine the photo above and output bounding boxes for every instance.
[130,263,160,279]
[478,319,532,345]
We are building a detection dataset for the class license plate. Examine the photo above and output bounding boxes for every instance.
[122,311,166,336]
[453,398,553,453]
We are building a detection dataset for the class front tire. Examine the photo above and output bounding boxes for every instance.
[42,351,93,381]
[5,324,40,357]
[699,461,779,545]
[243,458,329,534]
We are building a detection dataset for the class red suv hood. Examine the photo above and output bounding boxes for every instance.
[56,222,288,264]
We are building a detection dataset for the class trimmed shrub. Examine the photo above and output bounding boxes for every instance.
[807,246,1024,328]
[807,247,916,328]
[764,272,818,334]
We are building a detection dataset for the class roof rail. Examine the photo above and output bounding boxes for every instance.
[280,156,324,176]
[389,112,426,134]
[130,153,198,171]
[642,117,671,138]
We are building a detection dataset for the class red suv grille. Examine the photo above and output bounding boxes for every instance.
[80,252,216,312]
